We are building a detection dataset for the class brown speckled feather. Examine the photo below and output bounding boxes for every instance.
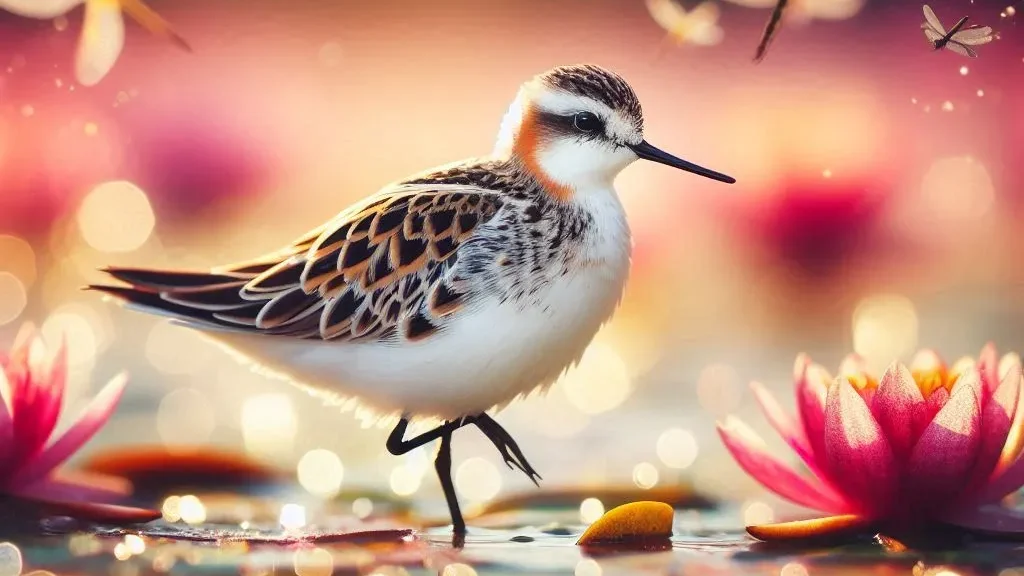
[91,182,503,343]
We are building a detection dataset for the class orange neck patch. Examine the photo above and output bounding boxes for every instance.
[512,106,574,202]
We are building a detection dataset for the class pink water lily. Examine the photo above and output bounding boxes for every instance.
[719,345,1024,541]
[1,324,158,523]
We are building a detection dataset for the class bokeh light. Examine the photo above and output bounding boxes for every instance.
[0,273,27,327]
[455,457,502,503]
[0,235,37,288]
[632,462,659,489]
[389,465,422,497]
[77,181,155,253]
[178,495,207,525]
[279,504,306,530]
[656,428,699,470]
[156,388,217,447]
[351,497,373,519]
[241,393,298,461]
[297,449,344,498]
[852,294,919,374]
[0,542,21,576]
[579,498,605,524]
[742,500,774,526]
[293,548,333,576]
[561,343,632,415]
[575,559,602,576]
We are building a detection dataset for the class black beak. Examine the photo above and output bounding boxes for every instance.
[628,140,736,184]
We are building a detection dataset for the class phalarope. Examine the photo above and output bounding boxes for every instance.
[89,63,735,539]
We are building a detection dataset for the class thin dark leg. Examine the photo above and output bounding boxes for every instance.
[386,416,474,456]
[473,414,542,486]
[434,429,466,537]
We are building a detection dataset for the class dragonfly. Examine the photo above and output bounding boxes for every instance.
[921,4,994,58]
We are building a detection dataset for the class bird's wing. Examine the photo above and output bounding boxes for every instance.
[922,4,946,35]
[952,25,994,46]
[90,184,504,343]
[945,40,978,58]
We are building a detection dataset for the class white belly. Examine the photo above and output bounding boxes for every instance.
[209,258,627,422]
[207,187,630,422]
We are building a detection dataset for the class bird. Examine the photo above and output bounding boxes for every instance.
[88,64,735,540]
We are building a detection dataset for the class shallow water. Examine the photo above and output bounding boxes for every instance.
[7,495,1024,576]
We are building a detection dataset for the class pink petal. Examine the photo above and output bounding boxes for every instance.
[926,387,949,420]
[967,368,1021,491]
[21,338,66,464]
[994,357,1024,477]
[823,377,897,516]
[795,355,831,468]
[978,343,1000,398]
[12,473,130,504]
[0,368,12,470]
[975,373,1024,504]
[13,495,161,524]
[9,373,127,489]
[905,369,982,509]
[942,505,1024,535]
[752,382,814,469]
[717,416,850,513]
[871,363,926,460]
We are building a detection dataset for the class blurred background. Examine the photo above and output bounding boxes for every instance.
[0,0,1021,526]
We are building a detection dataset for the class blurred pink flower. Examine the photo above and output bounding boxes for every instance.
[1,323,158,523]
[720,345,1024,541]
[0,0,187,86]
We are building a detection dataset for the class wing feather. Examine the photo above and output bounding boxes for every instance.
[89,183,503,344]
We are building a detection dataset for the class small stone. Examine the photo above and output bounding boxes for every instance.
[509,535,534,543]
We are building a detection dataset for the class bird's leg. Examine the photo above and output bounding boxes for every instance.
[434,429,465,539]
[385,416,474,456]
[473,414,542,486]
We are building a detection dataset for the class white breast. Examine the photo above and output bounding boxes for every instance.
[207,189,632,422]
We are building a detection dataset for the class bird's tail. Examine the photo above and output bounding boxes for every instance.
[86,262,276,331]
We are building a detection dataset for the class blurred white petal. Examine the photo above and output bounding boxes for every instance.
[74,0,124,87]
[804,0,865,20]
[0,0,82,18]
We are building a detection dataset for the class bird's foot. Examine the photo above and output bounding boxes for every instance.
[474,415,542,486]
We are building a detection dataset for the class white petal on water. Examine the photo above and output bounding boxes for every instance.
[75,0,125,87]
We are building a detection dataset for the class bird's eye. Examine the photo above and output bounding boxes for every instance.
[572,112,602,133]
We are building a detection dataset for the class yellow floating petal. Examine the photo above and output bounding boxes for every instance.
[746,514,872,542]
[576,501,674,545]
[75,0,124,87]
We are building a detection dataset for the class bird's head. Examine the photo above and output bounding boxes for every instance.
[494,64,734,200]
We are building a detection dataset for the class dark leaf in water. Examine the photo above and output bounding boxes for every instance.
[80,446,285,491]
